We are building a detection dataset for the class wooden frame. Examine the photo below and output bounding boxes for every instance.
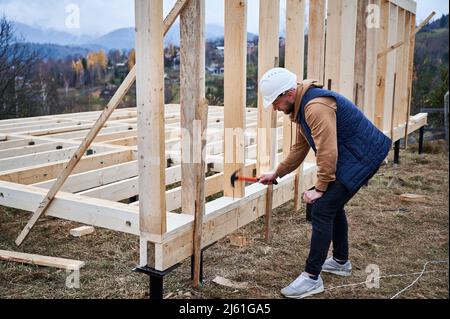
[0,0,425,273]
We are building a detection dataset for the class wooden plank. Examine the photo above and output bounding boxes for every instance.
[0,145,114,172]
[224,0,247,198]
[404,13,416,145]
[135,0,167,236]
[364,0,381,122]
[374,0,390,129]
[0,149,134,185]
[399,12,412,127]
[70,226,95,237]
[180,0,205,216]
[354,0,369,108]
[0,180,195,243]
[394,9,406,129]
[0,250,85,270]
[339,0,358,100]
[307,0,326,84]
[382,3,398,132]
[0,181,140,236]
[0,141,77,159]
[324,0,342,92]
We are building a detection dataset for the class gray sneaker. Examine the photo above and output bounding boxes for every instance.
[280,272,324,299]
[322,257,352,277]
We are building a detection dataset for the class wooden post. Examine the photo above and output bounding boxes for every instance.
[285,0,305,211]
[400,12,412,129]
[257,0,280,243]
[339,0,358,100]
[180,0,205,215]
[192,99,208,288]
[307,0,326,85]
[224,0,247,199]
[135,0,166,238]
[382,3,398,132]
[180,0,206,288]
[364,0,381,122]
[374,0,390,129]
[257,0,280,176]
[354,0,369,109]
[324,0,343,93]
[393,9,406,132]
[404,13,416,145]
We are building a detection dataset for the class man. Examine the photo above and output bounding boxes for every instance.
[258,68,392,299]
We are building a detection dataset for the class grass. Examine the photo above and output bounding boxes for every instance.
[0,141,448,299]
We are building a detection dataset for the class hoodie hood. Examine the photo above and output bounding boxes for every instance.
[290,79,324,122]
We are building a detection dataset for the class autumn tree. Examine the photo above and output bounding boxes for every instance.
[0,17,54,119]
[128,49,135,70]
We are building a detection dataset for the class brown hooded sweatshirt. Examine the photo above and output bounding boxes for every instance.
[275,80,338,192]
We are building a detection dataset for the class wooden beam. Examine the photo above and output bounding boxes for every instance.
[257,0,280,175]
[364,0,381,122]
[307,0,326,84]
[0,149,134,185]
[393,9,406,129]
[382,3,398,132]
[192,99,208,288]
[324,0,343,92]
[0,250,85,270]
[135,0,167,236]
[285,0,305,211]
[224,0,247,198]
[0,180,140,236]
[0,180,196,243]
[374,0,390,129]
[404,13,417,145]
[339,0,358,100]
[284,0,305,158]
[180,0,205,216]
[354,0,369,108]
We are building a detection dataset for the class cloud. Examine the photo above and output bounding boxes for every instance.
[0,0,448,37]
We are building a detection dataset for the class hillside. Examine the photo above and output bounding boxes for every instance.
[412,14,449,114]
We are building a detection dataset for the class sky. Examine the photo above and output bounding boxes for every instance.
[0,0,448,37]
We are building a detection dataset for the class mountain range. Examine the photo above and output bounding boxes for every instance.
[13,21,258,52]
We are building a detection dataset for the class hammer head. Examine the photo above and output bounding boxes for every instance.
[230,170,240,188]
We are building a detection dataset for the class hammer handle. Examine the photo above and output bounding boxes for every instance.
[238,176,279,185]
[238,176,259,183]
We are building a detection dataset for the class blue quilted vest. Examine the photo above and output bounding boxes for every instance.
[297,87,392,193]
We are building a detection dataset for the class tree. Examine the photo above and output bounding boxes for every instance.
[0,17,46,119]
[128,49,135,71]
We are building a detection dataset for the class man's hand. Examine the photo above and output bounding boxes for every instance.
[259,171,278,185]
[302,189,324,204]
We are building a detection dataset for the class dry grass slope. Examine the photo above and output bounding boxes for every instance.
[0,141,448,299]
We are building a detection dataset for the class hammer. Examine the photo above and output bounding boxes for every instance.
[230,170,278,188]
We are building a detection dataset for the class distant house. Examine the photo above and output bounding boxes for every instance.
[216,46,225,58]
[206,63,224,75]
[100,85,118,100]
